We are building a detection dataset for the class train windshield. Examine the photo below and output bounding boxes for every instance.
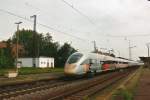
[67,53,83,64]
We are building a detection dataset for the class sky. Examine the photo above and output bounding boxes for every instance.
[0,0,150,60]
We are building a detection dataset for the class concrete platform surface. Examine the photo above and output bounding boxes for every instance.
[134,68,150,100]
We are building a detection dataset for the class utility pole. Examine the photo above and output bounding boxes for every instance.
[30,15,36,31]
[148,46,149,57]
[30,15,38,67]
[15,21,22,69]
[125,38,136,60]
[128,40,136,60]
[92,41,97,53]
[129,40,131,60]
[146,43,150,57]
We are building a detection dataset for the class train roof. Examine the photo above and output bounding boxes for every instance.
[74,52,138,63]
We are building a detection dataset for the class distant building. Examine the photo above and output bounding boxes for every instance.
[18,57,54,68]
[0,42,25,58]
[139,57,150,67]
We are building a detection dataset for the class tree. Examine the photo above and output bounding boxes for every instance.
[56,43,77,67]
[12,29,33,57]
[0,41,14,68]
[11,29,77,67]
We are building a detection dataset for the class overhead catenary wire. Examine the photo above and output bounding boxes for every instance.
[24,1,150,39]
[0,8,106,52]
[24,1,94,37]
[0,8,88,42]
[60,0,101,30]
[61,0,150,38]
[107,33,150,38]
[60,0,148,38]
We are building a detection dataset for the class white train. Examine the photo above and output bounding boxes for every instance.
[64,52,143,76]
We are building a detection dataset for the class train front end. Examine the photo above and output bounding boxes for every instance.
[64,52,83,76]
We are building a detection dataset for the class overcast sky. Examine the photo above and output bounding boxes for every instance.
[1,0,150,60]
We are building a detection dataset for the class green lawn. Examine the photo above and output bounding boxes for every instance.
[0,67,64,76]
[0,68,8,76]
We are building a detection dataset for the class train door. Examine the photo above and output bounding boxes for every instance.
[100,61,104,71]
[109,61,116,70]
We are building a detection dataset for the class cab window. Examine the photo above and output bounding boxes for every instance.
[67,53,83,64]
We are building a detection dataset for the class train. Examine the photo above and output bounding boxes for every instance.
[64,52,143,76]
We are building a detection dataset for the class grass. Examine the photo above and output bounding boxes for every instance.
[112,67,143,100]
[0,68,9,76]
[0,67,64,76]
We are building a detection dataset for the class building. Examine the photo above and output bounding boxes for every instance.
[139,57,150,67]
[18,57,54,68]
[0,42,25,58]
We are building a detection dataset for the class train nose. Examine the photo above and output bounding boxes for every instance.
[64,64,76,75]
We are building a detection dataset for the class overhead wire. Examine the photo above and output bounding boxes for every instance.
[61,0,96,25]
[25,1,150,38]
[60,0,102,31]
[107,33,150,38]
[24,1,94,37]
[0,8,89,42]
[61,0,150,38]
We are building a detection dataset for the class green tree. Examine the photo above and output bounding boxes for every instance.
[56,43,77,67]
[11,29,77,67]
[0,40,14,68]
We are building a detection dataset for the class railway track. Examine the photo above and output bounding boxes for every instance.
[0,75,91,99]
[51,69,134,100]
[0,67,137,100]
[0,80,65,100]
[0,80,66,99]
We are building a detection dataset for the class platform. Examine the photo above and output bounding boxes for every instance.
[134,68,150,100]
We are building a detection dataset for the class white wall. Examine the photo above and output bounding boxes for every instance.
[18,58,33,67]
[38,57,54,68]
[18,57,54,68]
[35,58,39,67]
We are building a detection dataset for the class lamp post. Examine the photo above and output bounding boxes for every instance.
[15,21,22,69]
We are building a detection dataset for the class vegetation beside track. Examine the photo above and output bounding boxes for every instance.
[0,68,8,76]
[0,67,64,76]
[111,67,143,100]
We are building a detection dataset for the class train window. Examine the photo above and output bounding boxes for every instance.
[104,61,110,64]
[87,59,96,65]
[91,59,97,63]
[124,62,128,64]
[100,61,104,64]
[67,53,83,64]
